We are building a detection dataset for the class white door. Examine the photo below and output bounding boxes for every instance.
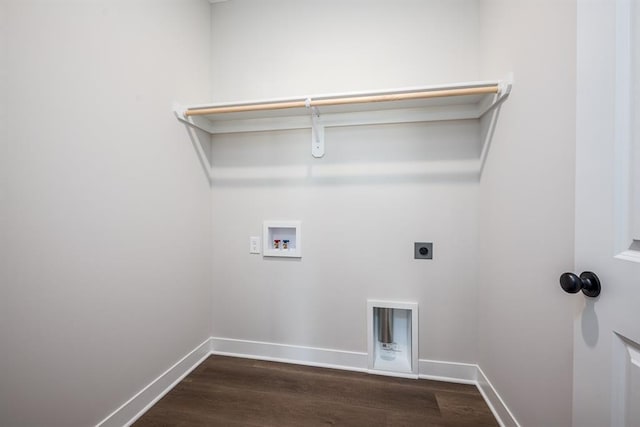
[573,0,640,426]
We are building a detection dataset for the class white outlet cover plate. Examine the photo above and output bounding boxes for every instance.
[249,236,261,254]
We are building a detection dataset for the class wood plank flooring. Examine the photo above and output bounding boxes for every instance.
[134,356,498,427]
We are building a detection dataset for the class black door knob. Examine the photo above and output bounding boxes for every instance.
[559,271,601,297]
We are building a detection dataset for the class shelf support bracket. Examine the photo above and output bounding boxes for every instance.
[307,99,325,158]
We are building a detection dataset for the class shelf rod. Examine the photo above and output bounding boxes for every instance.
[184,85,500,117]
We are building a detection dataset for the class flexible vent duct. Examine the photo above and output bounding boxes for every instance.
[377,308,394,344]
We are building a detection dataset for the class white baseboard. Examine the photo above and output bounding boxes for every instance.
[418,358,478,384]
[96,337,212,427]
[476,365,520,427]
[97,337,518,427]
[209,336,369,373]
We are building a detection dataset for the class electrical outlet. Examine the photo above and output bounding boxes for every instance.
[414,242,433,259]
[249,236,261,254]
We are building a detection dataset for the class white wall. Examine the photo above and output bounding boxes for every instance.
[209,0,483,364]
[477,0,577,425]
[210,0,480,102]
[0,1,7,236]
[0,1,212,426]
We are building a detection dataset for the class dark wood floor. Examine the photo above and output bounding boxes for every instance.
[134,356,498,427]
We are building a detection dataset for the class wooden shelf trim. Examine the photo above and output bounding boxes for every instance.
[183,85,500,117]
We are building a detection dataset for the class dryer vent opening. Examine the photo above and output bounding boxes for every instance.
[368,301,418,376]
